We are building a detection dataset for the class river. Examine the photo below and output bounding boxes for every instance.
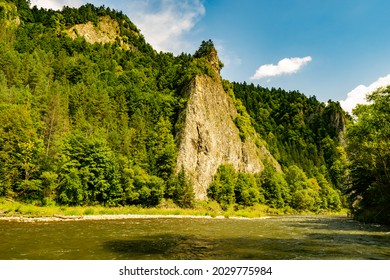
[0,215,389,260]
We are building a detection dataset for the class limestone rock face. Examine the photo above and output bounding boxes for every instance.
[176,74,278,200]
[66,16,137,51]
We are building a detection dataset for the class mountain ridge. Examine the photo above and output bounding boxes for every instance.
[0,1,348,214]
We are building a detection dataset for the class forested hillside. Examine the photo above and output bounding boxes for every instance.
[0,0,198,207]
[228,83,348,211]
[234,85,347,183]
[2,1,385,221]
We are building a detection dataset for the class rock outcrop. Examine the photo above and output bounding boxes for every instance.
[176,49,279,200]
[66,16,137,51]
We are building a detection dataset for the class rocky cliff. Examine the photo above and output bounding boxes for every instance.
[176,49,279,200]
[66,16,138,51]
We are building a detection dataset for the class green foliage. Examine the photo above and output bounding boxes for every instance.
[40,171,58,201]
[257,164,341,212]
[235,172,263,206]
[57,167,83,206]
[57,132,122,206]
[194,39,215,59]
[170,167,195,208]
[232,83,347,185]
[0,105,43,199]
[208,164,237,210]
[232,82,347,211]
[208,165,264,209]
[259,165,289,208]
[177,56,216,83]
[346,87,390,224]
[285,165,322,211]
[0,1,17,20]
[233,99,253,141]
[131,166,165,207]
[148,117,177,181]
[193,39,223,73]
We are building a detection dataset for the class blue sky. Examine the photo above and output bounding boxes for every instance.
[30,0,390,113]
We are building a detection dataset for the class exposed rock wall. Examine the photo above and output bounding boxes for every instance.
[176,74,278,200]
[66,16,136,51]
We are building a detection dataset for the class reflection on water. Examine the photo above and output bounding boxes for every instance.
[0,216,389,260]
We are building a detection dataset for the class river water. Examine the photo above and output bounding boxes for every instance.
[0,215,389,260]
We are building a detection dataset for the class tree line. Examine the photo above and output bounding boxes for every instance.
[0,1,388,223]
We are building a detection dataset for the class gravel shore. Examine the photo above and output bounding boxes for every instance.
[0,214,270,222]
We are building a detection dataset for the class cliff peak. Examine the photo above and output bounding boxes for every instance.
[207,47,222,75]
[176,73,279,200]
[194,40,223,76]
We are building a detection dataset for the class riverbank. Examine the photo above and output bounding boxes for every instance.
[0,198,348,222]
[0,213,274,223]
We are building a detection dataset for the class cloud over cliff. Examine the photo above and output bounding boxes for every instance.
[251,56,312,80]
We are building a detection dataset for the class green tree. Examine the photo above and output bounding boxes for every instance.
[315,172,342,211]
[347,87,390,224]
[57,132,122,206]
[259,165,289,208]
[131,166,165,207]
[194,39,215,58]
[235,172,262,206]
[207,164,236,209]
[0,105,43,200]
[148,117,177,181]
[40,171,58,205]
[171,166,195,208]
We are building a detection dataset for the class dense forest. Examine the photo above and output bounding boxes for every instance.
[0,0,388,223]
[231,83,349,206]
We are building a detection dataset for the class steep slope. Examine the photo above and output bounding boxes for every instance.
[176,48,279,200]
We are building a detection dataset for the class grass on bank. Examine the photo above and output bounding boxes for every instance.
[0,198,348,219]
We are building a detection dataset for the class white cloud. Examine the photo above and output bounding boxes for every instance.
[251,56,312,80]
[30,0,84,10]
[125,0,205,54]
[340,74,390,114]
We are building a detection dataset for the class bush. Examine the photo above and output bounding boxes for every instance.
[83,208,94,215]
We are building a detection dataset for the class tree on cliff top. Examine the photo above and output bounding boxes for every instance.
[194,39,215,58]
[194,39,224,72]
